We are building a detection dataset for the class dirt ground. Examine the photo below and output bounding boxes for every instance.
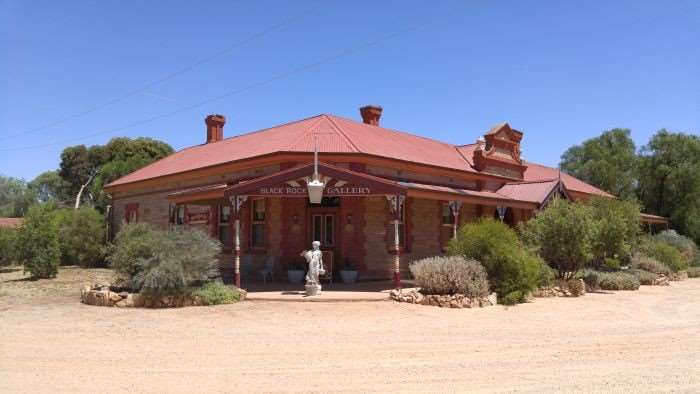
[1,267,699,393]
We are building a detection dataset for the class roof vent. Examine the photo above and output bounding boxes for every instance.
[359,105,382,126]
[205,114,226,143]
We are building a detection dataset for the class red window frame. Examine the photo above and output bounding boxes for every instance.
[124,203,139,224]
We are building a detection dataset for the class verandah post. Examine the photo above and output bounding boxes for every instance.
[449,200,462,239]
[229,195,247,288]
[387,194,405,289]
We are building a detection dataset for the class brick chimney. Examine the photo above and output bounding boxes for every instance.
[359,105,382,126]
[205,114,226,143]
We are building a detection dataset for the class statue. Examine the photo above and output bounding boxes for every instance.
[301,241,324,296]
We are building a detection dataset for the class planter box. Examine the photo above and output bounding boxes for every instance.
[340,270,358,284]
[288,270,306,284]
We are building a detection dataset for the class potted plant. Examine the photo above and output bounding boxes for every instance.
[340,260,358,284]
[287,261,306,284]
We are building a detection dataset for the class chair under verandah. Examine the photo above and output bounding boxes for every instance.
[240,254,255,285]
[258,255,277,284]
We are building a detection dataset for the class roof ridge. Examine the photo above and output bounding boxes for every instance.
[211,113,328,146]
[504,179,559,185]
[284,115,327,151]
[325,114,361,153]
[326,114,460,149]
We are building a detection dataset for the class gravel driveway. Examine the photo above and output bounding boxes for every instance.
[1,267,699,393]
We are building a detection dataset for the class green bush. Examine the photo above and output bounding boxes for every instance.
[125,227,221,296]
[449,219,540,304]
[641,239,688,272]
[597,271,640,291]
[16,204,60,278]
[192,281,241,305]
[107,223,163,289]
[54,208,106,267]
[0,227,18,266]
[409,256,489,297]
[519,198,596,280]
[687,267,700,278]
[630,254,672,275]
[536,261,556,288]
[601,258,621,272]
[588,197,640,265]
[653,230,698,263]
[581,269,600,291]
[628,268,658,285]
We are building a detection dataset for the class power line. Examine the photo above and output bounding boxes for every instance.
[0,7,314,142]
[0,4,461,152]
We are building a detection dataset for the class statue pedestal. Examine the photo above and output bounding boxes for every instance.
[305,284,322,296]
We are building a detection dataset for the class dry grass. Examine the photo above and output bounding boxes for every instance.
[1,267,700,393]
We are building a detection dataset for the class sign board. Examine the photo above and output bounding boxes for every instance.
[256,185,372,197]
[187,211,209,224]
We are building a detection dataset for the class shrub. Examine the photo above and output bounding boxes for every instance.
[409,256,489,298]
[15,204,60,278]
[131,227,221,296]
[601,258,621,272]
[597,271,640,291]
[536,261,556,288]
[581,270,600,291]
[108,223,163,289]
[448,219,539,304]
[628,269,658,285]
[631,254,672,275]
[641,239,688,272]
[519,198,596,279]
[0,227,18,266]
[54,208,106,267]
[687,267,700,278]
[193,281,241,305]
[588,197,640,265]
[653,230,697,263]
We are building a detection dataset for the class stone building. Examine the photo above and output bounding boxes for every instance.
[104,105,615,287]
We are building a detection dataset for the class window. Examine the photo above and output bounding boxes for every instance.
[251,198,265,248]
[442,203,454,225]
[125,203,139,224]
[175,205,186,225]
[312,214,335,247]
[218,205,231,247]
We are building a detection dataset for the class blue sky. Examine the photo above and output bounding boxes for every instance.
[1,0,698,181]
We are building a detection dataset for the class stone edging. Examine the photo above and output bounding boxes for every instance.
[80,285,247,308]
[390,287,497,308]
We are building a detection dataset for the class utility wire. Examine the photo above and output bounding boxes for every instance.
[1,5,460,152]
[0,7,314,142]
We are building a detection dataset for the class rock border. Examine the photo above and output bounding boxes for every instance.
[80,285,246,308]
[533,279,586,298]
[390,287,497,308]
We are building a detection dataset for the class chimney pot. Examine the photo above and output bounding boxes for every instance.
[359,105,383,126]
[205,114,226,143]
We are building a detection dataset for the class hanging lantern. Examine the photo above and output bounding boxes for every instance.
[307,178,325,204]
[496,206,507,222]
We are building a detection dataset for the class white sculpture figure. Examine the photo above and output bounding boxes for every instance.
[302,241,324,296]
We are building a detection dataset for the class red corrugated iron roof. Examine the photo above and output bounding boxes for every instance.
[496,180,560,204]
[0,218,23,228]
[107,114,480,187]
[522,161,614,197]
[106,113,615,201]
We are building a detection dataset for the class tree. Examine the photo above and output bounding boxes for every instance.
[588,197,641,265]
[28,170,70,205]
[559,129,638,199]
[0,175,36,217]
[16,204,60,278]
[519,198,596,280]
[58,137,173,211]
[54,208,106,267]
[638,130,700,244]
